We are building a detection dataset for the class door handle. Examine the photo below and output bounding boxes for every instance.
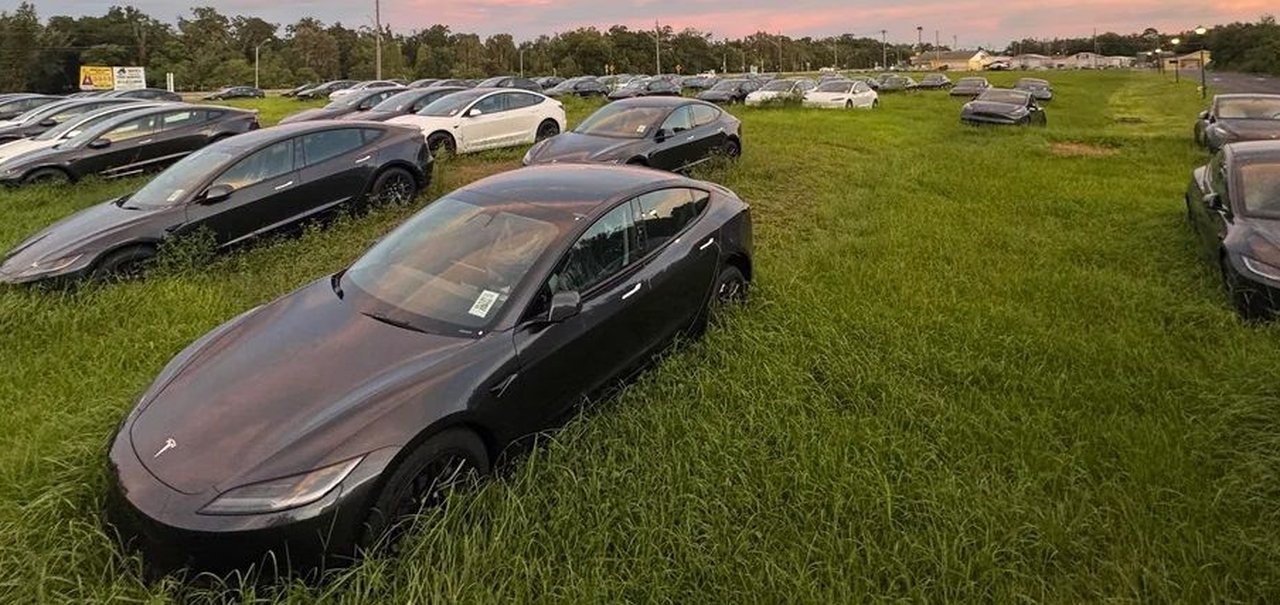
[355,155,371,164]
[685,135,696,141]
[274,180,294,191]
[621,282,642,300]
[699,237,716,251]
[138,139,153,144]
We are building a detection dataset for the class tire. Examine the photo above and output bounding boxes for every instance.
[23,168,71,186]
[427,132,456,157]
[1221,254,1269,321]
[92,246,155,281]
[535,119,560,142]
[360,428,489,554]
[872,99,879,109]
[368,167,419,206]
[722,138,742,159]
[845,100,854,109]
[691,264,750,336]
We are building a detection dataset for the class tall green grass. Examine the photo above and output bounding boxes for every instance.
[2,71,1277,602]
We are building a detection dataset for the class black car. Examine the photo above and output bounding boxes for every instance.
[1014,78,1053,101]
[544,77,609,98]
[296,80,357,100]
[1186,141,1280,319]
[950,77,991,98]
[433,79,471,88]
[279,88,404,124]
[0,95,61,120]
[104,88,184,102]
[960,88,1046,126]
[1,122,430,284]
[535,76,565,89]
[0,105,258,186]
[681,75,718,91]
[877,75,917,92]
[282,83,313,98]
[1196,94,1280,152]
[912,74,952,90]
[524,97,741,172]
[0,98,141,143]
[337,87,466,122]
[696,79,760,104]
[103,164,751,571]
[476,76,543,92]
[607,78,682,100]
[204,86,265,101]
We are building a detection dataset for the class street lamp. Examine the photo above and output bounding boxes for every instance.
[1195,25,1208,98]
[1170,37,1181,83]
[519,48,525,77]
[254,39,270,89]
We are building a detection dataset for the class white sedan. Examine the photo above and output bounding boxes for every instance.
[744,79,817,106]
[329,80,404,101]
[802,80,879,109]
[388,88,567,155]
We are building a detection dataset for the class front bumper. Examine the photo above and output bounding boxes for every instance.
[1227,254,1280,318]
[961,113,1022,126]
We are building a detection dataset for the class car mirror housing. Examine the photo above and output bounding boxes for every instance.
[87,138,111,150]
[1204,192,1225,211]
[467,108,483,117]
[654,128,669,142]
[38,118,57,128]
[200,183,235,205]
[547,290,581,323]
[1198,110,1210,120]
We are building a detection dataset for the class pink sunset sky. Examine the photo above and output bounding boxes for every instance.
[38,0,1274,46]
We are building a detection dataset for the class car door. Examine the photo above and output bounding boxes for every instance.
[630,188,720,346]
[458,93,511,151]
[134,109,210,171]
[505,201,650,432]
[291,127,378,219]
[181,137,301,246]
[853,82,874,107]
[504,92,546,145]
[687,104,727,163]
[1201,153,1234,252]
[75,114,158,178]
[648,106,700,171]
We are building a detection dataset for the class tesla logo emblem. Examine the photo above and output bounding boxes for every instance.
[153,438,177,459]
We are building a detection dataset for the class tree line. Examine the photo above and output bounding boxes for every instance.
[0,3,1277,93]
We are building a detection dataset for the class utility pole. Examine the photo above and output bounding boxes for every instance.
[254,39,269,89]
[880,29,887,69]
[374,0,382,79]
[935,30,940,66]
[776,32,783,72]
[654,20,662,74]
[519,48,525,77]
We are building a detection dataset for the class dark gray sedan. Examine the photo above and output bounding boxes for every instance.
[960,89,1046,126]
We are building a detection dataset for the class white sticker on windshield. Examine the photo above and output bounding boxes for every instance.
[636,124,647,134]
[468,290,500,318]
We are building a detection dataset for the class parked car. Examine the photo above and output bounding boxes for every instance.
[296,81,357,100]
[0,105,258,186]
[535,76,565,89]
[877,75,917,93]
[103,88,184,102]
[475,76,543,92]
[524,97,741,172]
[950,77,991,98]
[0,98,140,143]
[1014,78,1053,101]
[912,74,953,90]
[407,79,440,89]
[279,88,404,124]
[1185,141,1280,319]
[330,81,404,101]
[0,103,168,168]
[960,88,1047,126]
[543,77,609,98]
[282,83,313,98]
[802,80,878,109]
[0,95,62,121]
[0,122,430,285]
[744,79,816,106]
[338,87,467,122]
[388,88,565,155]
[204,86,265,101]
[680,75,718,91]
[1196,94,1280,152]
[607,78,682,100]
[433,79,471,88]
[103,163,753,569]
[696,79,760,105]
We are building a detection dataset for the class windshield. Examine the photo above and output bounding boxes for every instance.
[373,90,428,112]
[1218,98,1280,120]
[1017,79,1048,88]
[958,78,987,86]
[417,90,486,117]
[816,82,853,93]
[574,104,669,139]
[1240,161,1280,217]
[35,108,130,141]
[977,89,1031,104]
[12,101,71,124]
[761,80,795,92]
[124,146,240,209]
[711,80,745,91]
[325,93,370,109]
[478,77,507,87]
[345,197,560,333]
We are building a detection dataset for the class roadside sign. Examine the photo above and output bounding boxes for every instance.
[78,66,114,91]
[113,67,146,91]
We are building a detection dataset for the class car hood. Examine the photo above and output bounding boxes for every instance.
[1213,119,1280,140]
[1,199,164,272]
[527,131,641,164]
[697,90,735,100]
[127,278,477,495]
[962,100,1027,116]
[279,107,352,124]
[0,137,55,165]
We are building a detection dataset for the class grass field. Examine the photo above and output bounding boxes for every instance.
[3,71,1279,602]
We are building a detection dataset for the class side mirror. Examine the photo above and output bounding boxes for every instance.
[546,290,581,323]
[87,138,111,149]
[654,128,669,142]
[1198,110,1210,120]
[467,108,483,117]
[1204,192,1225,211]
[200,183,234,204]
[38,118,56,127]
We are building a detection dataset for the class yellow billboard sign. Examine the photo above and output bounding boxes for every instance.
[79,66,114,91]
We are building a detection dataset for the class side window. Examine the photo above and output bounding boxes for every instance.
[636,188,710,252]
[410,95,435,112]
[360,128,384,144]
[508,93,542,109]
[660,106,694,134]
[691,104,720,128]
[471,94,508,115]
[854,82,868,93]
[548,202,639,296]
[300,128,365,166]
[213,139,295,190]
[102,115,156,142]
[159,110,199,131]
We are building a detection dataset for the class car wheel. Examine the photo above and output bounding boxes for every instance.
[722,138,742,159]
[1221,254,1269,321]
[872,99,879,109]
[23,168,71,186]
[368,167,419,206]
[427,132,456,157]
[714,265,749,306]
[845,100,854,109]
[93,245,155,281]
[360,428,489,554]
[535,119,560,142]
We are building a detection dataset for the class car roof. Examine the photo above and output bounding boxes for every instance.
[453,165,692,224]
[215,121,396,150]
[610,96,706,108]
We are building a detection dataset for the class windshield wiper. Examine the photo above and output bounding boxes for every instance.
[360,310,427,334]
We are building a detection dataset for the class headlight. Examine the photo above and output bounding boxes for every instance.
[1242,257,1280,282]
[198,457,362,515]
[14,254,83,278]
[0,165,20,178]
